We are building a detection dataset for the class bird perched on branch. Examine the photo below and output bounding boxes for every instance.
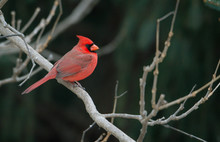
[22,35,99,94]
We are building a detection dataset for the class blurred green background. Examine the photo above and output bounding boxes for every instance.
[0,0,219,141]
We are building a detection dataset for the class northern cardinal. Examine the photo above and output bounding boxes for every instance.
[22,35,99,94]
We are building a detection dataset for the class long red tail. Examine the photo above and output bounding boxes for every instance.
[22,75,53,94]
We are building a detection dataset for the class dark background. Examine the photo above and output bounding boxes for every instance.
[0,0,219,142]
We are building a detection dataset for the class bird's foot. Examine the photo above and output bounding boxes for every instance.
[73,81,85,90]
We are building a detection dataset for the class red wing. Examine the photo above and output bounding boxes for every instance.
[56,52,92,78]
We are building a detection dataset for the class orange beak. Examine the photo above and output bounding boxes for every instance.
[90,44,99,51]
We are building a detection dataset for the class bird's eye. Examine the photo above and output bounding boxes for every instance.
[85,43,94,50]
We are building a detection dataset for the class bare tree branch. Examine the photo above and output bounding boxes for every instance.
[0,66,43,86]
[0,12,135,142]
[0,0,219,141]
[159,74,220,110]
[101,81,127,142]
[40,0,99,43]
[0,0,61,87]
[137,1,180,141]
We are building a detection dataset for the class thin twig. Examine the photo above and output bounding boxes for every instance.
[163,125,207,142]
[39,0,99,43]
[81,122,96,142]
[0,33,36,86]
[148,73,219,126]
[159,74,220,110]
[16,19,21,31]
[21,7,40,33]
[0,0,8,9]
[159,86,196,124]
[34,23,46,49]
[0,54,53,87]
[11,11,15,28]
[101,81,127,142]
[205,59,220,97]
[18,36,36,86]
[139,57,159,117]
[170,0,179,32]
[25,0,59,47]
[39,0,62,52]
[95,133,106,142]
[112,81,119,123]
[0,66,43,86]
[158,0,179,62]
[151,11,175,109]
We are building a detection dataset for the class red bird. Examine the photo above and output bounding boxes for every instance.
[22,35,99,94]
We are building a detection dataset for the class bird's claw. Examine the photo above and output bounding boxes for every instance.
[73,81,85,90]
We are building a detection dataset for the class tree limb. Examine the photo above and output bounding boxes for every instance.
[0,13,135,142]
